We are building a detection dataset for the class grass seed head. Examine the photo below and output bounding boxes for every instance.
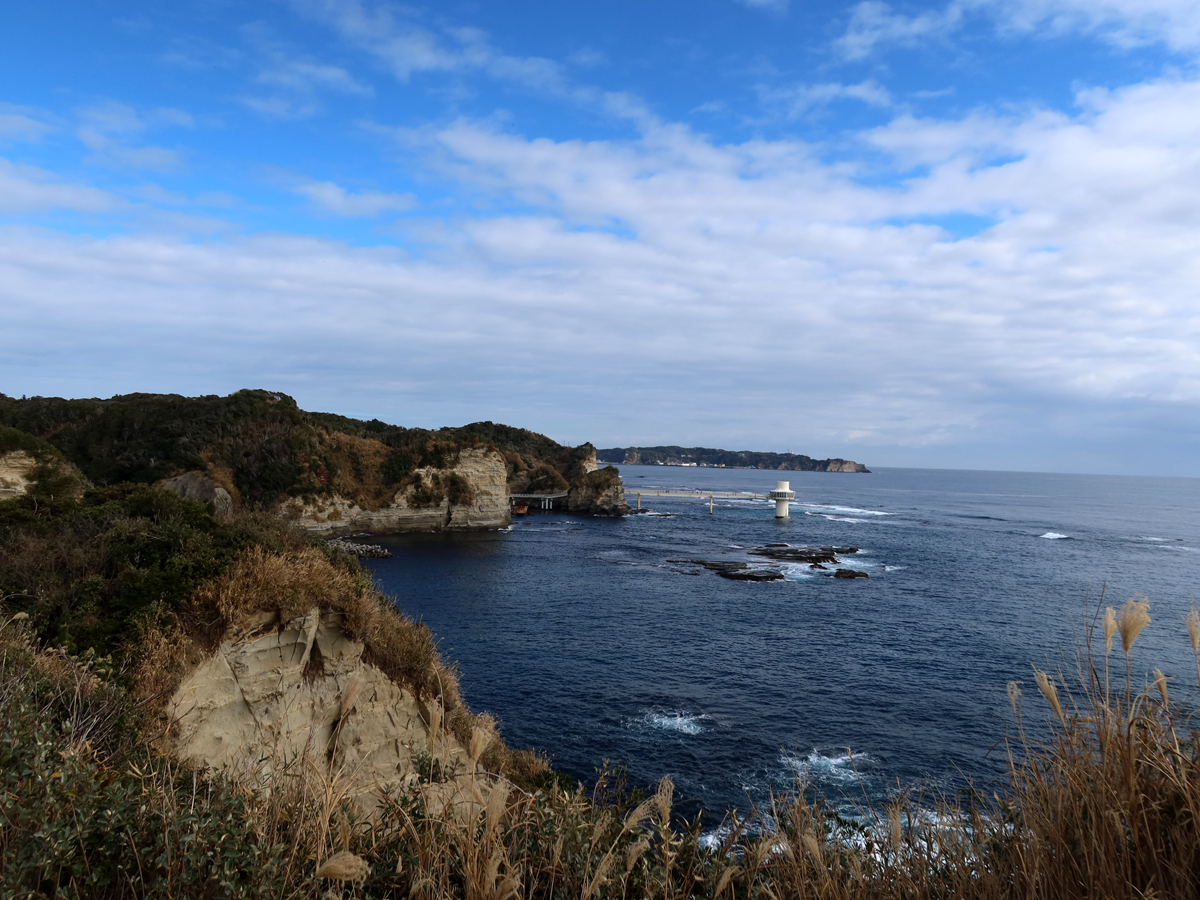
[315,850,370,882]
[654,774,674,824]
[1154,669,1169,706]
[1117,596,1152,656]
[625,836,649,873]
[1187,606,1200,656]
[1034,668,1066,724]
[470,724,493,763]
[1104,607,1117,654]
[1007,681,1023,714]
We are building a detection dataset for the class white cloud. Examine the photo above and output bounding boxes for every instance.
[760,79,893,118]
[258,58,372,94]
[239,95,321,119]
[835,1,966,60]
[75,101,188,171]
[996,0,1200,51]
[835,0,1200,60]
[734,0,790,13]
[293,179,417,216]
[291,0,582,99]
[4,74,1200,471]
[0,105,54,144]
[0,159,121,213]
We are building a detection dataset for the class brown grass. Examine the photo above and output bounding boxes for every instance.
[7,582,1200,899]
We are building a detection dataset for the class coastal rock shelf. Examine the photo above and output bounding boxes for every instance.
[675,544,869,581]
[284,447,512,536]
[748,545,860,564]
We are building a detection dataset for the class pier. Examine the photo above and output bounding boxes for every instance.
[510,491,569,510]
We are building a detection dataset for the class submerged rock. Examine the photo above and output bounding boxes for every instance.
[685,560,785,582]
[833,568,869,579]
[748,545,859,565]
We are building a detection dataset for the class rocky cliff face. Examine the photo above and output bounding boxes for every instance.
[157,471,235,518]
[567,466,629,516]
[0,451,38,501]
[169,607,492,812]
[284,447,511,535]
[824,459,870,473]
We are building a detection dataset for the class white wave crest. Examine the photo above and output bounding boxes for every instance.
[634,710,711,735]
[782,750,874,784]
[1041,532,1069,539]
[800,504,892,517]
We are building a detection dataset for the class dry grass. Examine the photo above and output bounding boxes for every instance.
[5,588,1200,899]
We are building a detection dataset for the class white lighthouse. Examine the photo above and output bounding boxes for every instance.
[769,480,795,517]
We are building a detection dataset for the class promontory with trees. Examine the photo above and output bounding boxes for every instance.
[599,445,870,472]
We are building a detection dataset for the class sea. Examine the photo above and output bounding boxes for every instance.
[359,465,1200,824]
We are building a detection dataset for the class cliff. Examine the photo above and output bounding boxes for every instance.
[0,426,85,501]
[599,444,870,473]
[278,447,511,535]
[0,480,537,819]
[567,465,629,515]
[0,391,628,524]
[168,604,502,816]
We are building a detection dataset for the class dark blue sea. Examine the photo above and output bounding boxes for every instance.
[360,465,1200,822]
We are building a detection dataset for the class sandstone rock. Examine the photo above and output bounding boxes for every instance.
[0,451,38,500]
[169,607,481,809]
[824,459,871,473]
[567,466,629,516]
[157,471,234,518]
[286,447,511,536]
[0,448,83,500]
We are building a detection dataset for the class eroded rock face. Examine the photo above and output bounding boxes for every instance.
[170,608,471,804]
[157,471,234,518]
[825,459,870,473]
[286,447,511,535]
[0,451,38,500]
[567,466,629,516]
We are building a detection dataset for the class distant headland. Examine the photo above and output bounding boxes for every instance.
[598,445,870,473]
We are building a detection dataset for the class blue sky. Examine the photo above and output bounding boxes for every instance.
[3,0,1199,474]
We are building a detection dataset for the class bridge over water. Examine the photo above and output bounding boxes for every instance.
[510,491,569,510]
[509,489,774,512]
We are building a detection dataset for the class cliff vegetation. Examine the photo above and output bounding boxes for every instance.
[0,391,607,514]
[2,576,1199,898]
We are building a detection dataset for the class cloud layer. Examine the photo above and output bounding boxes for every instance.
[1,0,1198,473]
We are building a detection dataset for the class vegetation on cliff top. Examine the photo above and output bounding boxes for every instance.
[2,586,1199,898]
[0,481,541,779]
[0,390,600,511]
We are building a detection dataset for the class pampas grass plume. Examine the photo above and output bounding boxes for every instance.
[1187,606,1200,656]
[1117,596,1151,656]
[1104,607,1117,654]
[1154,669,1169,706]
[470,724,493,763]
[1034,668,1066,725]
[315,850,370,882]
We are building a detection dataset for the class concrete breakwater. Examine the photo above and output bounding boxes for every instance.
[326,538,393,558]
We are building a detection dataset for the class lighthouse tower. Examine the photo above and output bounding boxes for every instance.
[769,480,795,517]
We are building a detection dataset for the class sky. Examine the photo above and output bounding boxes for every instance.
[2,0,1199,474]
